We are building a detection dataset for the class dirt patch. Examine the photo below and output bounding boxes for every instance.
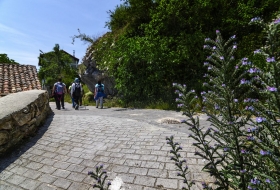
[158,117,182,124]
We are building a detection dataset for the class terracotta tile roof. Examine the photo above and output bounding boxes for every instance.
[0,63,42,97]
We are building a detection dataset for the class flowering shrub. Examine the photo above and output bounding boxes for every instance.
[170,14,280,189]
[88,164,111,190]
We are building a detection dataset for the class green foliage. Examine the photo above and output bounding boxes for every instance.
[73,0,279,108]
[0,54,19,64]
[171,14,280,189]
[38,44,78,87]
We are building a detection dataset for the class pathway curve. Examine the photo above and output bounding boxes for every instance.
[0,102,210,190]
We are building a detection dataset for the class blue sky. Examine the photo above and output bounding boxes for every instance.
[0,0,121,69]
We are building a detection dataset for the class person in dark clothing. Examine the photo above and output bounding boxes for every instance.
[52,77,66,110]
[71,78,82,110]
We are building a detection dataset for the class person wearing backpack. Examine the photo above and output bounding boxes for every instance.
[52,77,67,110]
[94,80,105,109]
[71,78,82,110]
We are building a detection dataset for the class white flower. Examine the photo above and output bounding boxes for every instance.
[110,177,125,190]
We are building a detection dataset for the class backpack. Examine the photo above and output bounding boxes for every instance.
[55,82,64,95]
[97,84,104,93]
[73,82,81,96]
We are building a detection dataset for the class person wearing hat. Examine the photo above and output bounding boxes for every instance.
[71,78,82,110]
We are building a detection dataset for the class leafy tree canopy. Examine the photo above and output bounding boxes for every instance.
[38,44,78,87]
[0,54,19,64]
[74,0,280,107]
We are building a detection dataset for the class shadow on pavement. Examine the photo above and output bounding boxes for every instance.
[0,112,54,173]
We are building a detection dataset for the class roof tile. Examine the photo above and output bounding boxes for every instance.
[0,63,41,97]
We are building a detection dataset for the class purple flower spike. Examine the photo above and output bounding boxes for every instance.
[267,57,275,62]
[267,86,277,92]
[250,178,261,185]
[205,38,211,42]
[220,56,224,60]
[234,99,238,103]
[233,45,237,49]
[240,169,246,173]
[256,117,266,123]
[241,149,247,154]
[177,104,184,108]
[254,49,261,54]
[265,179,271,183]
[216,30,220,34]
[250,17,261,22]
[274,18,280,24]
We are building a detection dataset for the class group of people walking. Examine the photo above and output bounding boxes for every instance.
[52,77,105,110]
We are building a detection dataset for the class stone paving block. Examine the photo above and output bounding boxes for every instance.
[135,149,151,155]
[25,162,43,170]
[55,149,69,155]
[112,165,130,173]
[19,178,41,190]
[53,161,71,169]
[37,174,57,184]
[52,178,72,189]
[41,152,57,159]
[38,165,57,174]
[156,178,178,189]
[140,155,158,161]
[124,159,142,167]
[10,166,28,175]
[67,151,83,158]
[52,168,71,178]
[116,173,135,183]
[13,158,29,167]
[40,158,57,165]
[147,169,168,178]
[157,156,173,163]
[67,172,87,182]
[80,159,98,168]
[29,155,45,162]
[22,169,42,179]
[94,155,111,162]
[6,174,26,185]
[141,161,163,169]
[134,176,156,187]
[43,147,57,153]
[32,149,45,155]
[0,170,13,180]
[68,181,91,190]
[109,152,125,158]
[0,181,21,190]
[129,167,148,176]
[143,187,159,190]
[67,164,85,173]
[67,157,84,165]
[150,150,168,156]
[120,148,136,154]
[108,157,126,165]
[125,184,144,190]
[124,154,141,160]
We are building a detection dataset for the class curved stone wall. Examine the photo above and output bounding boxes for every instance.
[0,90,51,155]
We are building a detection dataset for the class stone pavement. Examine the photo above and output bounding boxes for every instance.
[0,102,211,190]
